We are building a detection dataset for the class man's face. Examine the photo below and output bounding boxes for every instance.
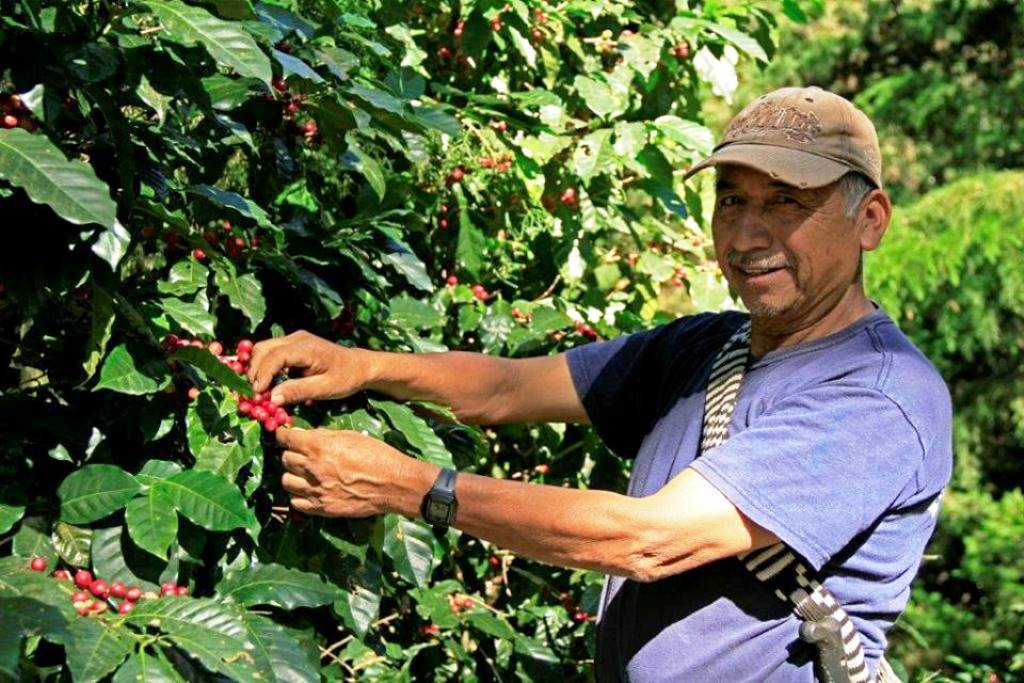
[711,165,863,327]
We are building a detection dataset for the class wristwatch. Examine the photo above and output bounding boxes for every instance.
[420,468,458,531]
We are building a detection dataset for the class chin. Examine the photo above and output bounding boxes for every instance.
[741,295,795,320]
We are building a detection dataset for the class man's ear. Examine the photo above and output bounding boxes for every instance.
[858,188,892,252]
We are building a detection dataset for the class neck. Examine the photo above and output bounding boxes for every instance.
[749,285,875,360]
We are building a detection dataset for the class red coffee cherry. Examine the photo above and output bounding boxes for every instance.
[29,557,47,572]
[74,569,93,588]
[125,586,143,602]
[118,600,135,614]
[89,579,109,598]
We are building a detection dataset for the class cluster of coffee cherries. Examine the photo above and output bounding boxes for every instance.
[237,389,293,432]
[29,557,187,617]
[161,334,294,431]
[270,74,317,140]
[1,92,36,131]
[162,334,249,375]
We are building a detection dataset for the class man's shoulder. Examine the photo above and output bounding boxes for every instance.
[655,309,749,351]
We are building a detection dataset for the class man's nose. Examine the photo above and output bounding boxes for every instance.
[727,205,774,252]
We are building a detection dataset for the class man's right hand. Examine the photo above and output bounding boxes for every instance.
[247,330,368,406]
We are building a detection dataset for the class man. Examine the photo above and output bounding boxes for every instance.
[248,87,952,681]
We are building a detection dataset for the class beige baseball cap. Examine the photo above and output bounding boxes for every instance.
[684,86,883,189]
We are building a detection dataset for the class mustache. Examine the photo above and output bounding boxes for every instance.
[726,252,792,270]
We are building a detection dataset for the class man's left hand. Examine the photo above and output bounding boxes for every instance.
[276,427,430,518]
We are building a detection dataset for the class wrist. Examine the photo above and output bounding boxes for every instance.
[387,457,441,518]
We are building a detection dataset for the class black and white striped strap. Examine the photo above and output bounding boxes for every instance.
[699,322,896,683]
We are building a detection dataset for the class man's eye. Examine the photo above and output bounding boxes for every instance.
[717,196,740,207]
[772,195,800,206]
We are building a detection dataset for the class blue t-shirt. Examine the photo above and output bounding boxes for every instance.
[566,306,952,682]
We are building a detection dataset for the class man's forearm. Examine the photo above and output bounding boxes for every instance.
[389,458,654,581]
[360,350,513,425]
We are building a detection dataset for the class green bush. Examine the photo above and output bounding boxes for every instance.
[868,171,1024,681]
[0,0,785,679]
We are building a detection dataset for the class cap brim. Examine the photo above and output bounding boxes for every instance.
[683,143,852,189]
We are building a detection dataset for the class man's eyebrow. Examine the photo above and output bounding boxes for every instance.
[714,179,804,192]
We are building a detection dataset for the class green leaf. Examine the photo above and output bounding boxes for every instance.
[574,75,628,119]
[91,525,177,592]
[370,399,453,469]
[382,515,436,588]
[0,556,75,616]
[387,295,445,330]
[782,0,809,23]
[112,649,186,683]
[94,343,172,395]
[202,74,262,111]
[242,614,319,683]
[158,259,209,296]
[92,219,132,270]
[0,597,71,678]
[517,132,572,165]
[0,128,116,229]
[620,34,661,78]
[687,269,733,311]
[83,286,116,379]
[156,469,257,534]
[333,586,380,638]
[0,502,25,535]
[273,49,323,83]
[51,522,93,567]
[213,267,266,331]
[341,145,385,201]
[654,115,715,156]
[195,438,249,482]
[171,345,253,395]
[58,465,143,524]
[466,610,516,640]
[702,21,769,63]
[216,563,339,609]
[11,518,58,570]
[159,296,217,338]
[66,617,134,683]
[136,460,183,488]
[125,488,178,560]
[455,200,487,278]
[382,252,433,293]
[191,0,257,20]
[572,128,614,183]
[145,0,272,82]
[122,598,260,681]
[189,184,276,231]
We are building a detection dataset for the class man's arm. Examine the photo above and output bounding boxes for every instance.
[247,330,588,425]
[277,427,779,582]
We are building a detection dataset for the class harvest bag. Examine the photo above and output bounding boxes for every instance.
[700,322,899,683]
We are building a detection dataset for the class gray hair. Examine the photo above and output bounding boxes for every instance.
[838,172,875,219]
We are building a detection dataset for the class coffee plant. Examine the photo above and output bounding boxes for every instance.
[0,0,787,679]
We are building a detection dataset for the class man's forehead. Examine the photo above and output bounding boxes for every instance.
[714,166,830,196]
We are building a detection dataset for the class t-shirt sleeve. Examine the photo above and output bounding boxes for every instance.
[688,384,927,570]
[566,314,721,459]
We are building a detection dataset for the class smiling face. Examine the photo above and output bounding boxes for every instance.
[711,165,872,331]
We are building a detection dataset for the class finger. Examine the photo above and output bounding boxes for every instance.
[269,375,331,406]
[289,496,320,516]
[281,450,317,484]
[281,472,314,498]
[276,425,314,452]
[250,344,315,394]
[246,334,293,385]
[248,331,314,391]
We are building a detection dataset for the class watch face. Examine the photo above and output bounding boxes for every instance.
[427,500,450,521]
